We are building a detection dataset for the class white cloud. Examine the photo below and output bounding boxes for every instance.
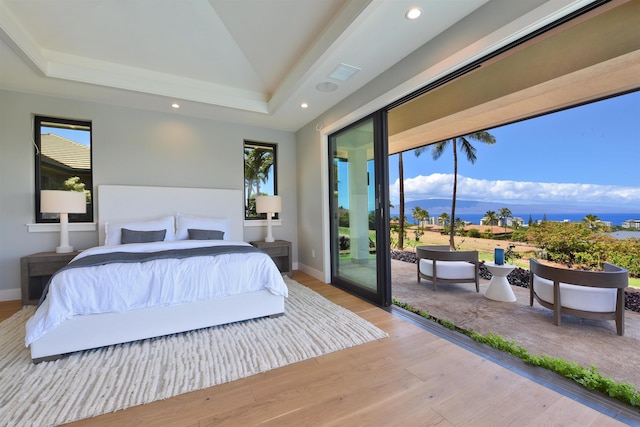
[390,174,640,208]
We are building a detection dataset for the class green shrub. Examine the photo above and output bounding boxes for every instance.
[525,222,640,277]
[467,229,481,238]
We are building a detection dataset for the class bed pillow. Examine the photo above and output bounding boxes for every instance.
[187,228,225,240]
[175,213,230,240]
[121,228,167,244]
[104,215,175,245]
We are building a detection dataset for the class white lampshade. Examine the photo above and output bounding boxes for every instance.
[255,195,281,243]
[41,190,86,214]
[40,190,86,253]
[256,195,281,214]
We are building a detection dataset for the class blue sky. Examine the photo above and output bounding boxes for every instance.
[43,127,91,146]
[389,90,640,210]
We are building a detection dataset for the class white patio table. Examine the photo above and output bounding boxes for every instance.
[484,262,517,302]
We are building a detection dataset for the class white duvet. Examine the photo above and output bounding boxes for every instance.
[25,240,288,346]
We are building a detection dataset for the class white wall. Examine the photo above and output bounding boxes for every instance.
[0,89,297,299]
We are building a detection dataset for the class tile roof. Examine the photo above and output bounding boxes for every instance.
[41,133,90,170]
[607,231,640,240]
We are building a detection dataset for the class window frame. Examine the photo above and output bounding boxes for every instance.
[244,140,278,220]
[34,115,93,223]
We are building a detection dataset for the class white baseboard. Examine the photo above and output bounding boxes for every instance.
[297,263,326,283]
[0,288,21,302]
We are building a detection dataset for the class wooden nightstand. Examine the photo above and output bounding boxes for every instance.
[20,251,79,305]
[250,240,292,276]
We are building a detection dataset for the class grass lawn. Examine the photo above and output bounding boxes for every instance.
[338,227,376,241]
[346,227,640,288]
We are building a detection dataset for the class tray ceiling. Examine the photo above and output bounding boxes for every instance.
[0,0,602,131]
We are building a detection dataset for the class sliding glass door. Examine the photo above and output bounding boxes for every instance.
[328,112,390,306]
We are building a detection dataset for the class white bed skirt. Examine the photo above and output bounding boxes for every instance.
[30,290,285,362]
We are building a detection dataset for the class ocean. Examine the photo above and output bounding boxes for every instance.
[453,213,640,227]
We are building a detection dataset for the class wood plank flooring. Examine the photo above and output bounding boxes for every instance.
[0,272,629,426]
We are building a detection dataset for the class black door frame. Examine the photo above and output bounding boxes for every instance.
[328,109,391,307]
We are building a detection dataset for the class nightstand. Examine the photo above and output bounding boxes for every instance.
[250,240,292,276]
[20,251,79,305]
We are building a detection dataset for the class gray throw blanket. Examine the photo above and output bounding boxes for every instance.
[39,245,263,306]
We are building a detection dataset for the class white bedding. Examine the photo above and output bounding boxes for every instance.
[25,240,288,346]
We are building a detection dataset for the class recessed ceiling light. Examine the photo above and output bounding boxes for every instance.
[171,103,180,109]
[405,7,422,20]
[316,82,338,92]
[300,103,309,109]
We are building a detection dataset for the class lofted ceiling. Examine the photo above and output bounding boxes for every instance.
[0,0,611,132]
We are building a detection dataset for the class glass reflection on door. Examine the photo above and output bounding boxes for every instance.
[330,119,377,291]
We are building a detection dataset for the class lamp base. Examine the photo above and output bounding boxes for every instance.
[265,214,276,243]
[56,212,74,253]
[56,245,74,253]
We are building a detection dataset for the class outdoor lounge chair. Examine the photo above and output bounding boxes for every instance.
[529,258,628,335]
[416,245,479,292]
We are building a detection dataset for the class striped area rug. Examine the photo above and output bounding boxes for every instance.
[0,278,387,426]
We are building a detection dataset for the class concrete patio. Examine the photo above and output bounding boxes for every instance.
[391,258,640,388]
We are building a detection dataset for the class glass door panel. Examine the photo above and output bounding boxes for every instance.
[329,113,390,306]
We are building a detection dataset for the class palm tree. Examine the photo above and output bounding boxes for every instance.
[411,206,420,226]
[582,214,602,231]
[419,207,430,230]
[499,207,512,233]
[483,210,499,226]
[244,147,273,216]
[416,131,496,250]
[412,206,429,231]
[438,212,450,228]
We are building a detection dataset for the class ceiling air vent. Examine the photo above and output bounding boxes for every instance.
[329,63,361,82]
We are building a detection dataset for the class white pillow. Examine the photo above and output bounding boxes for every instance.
[175,213,230,241]
[104,215,175,245]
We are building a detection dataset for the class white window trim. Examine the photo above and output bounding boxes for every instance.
[27,223,97,232]
[243,219,282,227]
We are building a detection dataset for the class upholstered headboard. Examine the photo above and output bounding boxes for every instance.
[97,185,244,245]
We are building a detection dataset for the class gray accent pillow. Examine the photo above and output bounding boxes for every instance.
[188,228,225,240]
[121,228,167,244]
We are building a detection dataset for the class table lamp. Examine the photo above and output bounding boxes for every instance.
[41,190,87,253]
[256,195,281,243]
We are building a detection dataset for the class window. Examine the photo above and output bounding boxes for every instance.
[244,140,277,219]
[34,115,93,223]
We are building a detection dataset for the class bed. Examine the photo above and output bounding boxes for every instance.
[25,185,288,363]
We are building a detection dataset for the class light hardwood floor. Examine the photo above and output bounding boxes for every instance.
[1,272,629,426]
